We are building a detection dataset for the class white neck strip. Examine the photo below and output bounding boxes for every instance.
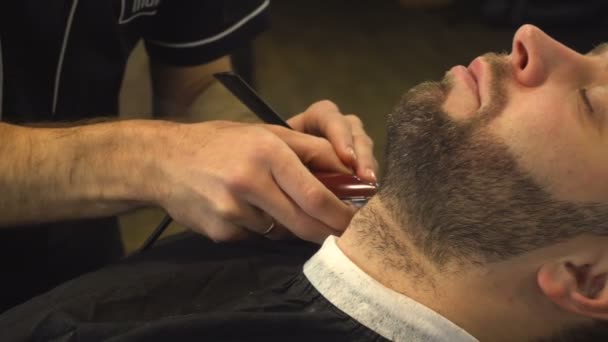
[304,236,478,342]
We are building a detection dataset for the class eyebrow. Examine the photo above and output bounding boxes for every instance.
[587,42,608,56]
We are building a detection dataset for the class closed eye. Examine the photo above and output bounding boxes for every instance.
[580,88,595,114]
[579,88,604,134]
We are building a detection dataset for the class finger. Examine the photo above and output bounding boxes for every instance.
[255,199,336,244]
[193,216,253,242]
[268,146,356,232]
[250,186,338,244]
[214,192,294,241]
[208,193,290,239]
[346,115,379,183]
[288,100,358,168]
[242,151,354,243]
[189,193,268,241]
[241,208,294,240]
[229,203,273,234]
[215,155,337,242]
[260,222,293,240]
[287,100,340,134]
[265,125,351,174]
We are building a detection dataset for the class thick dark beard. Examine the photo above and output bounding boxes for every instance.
[378,54,608,266]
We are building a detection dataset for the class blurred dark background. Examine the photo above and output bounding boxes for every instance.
[118,0,608,251]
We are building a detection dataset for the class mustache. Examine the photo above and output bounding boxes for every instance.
[395,52,511,132]
[440,52,511,127]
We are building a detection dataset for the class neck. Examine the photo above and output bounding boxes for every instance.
[337,197,570,342]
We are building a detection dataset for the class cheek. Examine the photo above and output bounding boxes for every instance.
[487,103,608,202]
[488,100,565,171]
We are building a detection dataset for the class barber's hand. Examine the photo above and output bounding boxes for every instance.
[286,100,378,183]
[155,120,360,244]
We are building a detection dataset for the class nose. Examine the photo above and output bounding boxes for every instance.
[510,24,584,87]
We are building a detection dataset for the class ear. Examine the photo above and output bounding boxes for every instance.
[537,257,608,320]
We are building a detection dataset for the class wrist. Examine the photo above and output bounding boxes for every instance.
[122,119,182,206]
[52,120,176,207]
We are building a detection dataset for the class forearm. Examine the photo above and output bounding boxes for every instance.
[0,120,166,227]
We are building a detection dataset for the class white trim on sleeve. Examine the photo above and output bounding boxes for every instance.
[146,0,269,49]
[52,0,79,115]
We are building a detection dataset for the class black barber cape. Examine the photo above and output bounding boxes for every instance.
[0,233,387,342]
[0,0,268,312]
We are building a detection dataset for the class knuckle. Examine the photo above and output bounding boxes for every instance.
[212,199,242,222]
[302,138,332,164]
[355,134,374,148]
[256,131,282,152]
[248,127,272,144]
[207,228,234,243]
[241,130,281,164]
[313,99,339,112]
[225,169,254,194]
[302,186,329,213]
[313,137,333,152]
[346,114,364,127]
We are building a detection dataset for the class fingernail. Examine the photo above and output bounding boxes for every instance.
[367,169,377,182]
[347,147,357,161]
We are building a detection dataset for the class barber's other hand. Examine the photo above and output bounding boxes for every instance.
[153,121,357,244]
[286,100,378,183]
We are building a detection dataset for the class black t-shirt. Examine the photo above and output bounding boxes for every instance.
[0,0,269,313]
[0,0,269,122]
[0,233,387,342]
